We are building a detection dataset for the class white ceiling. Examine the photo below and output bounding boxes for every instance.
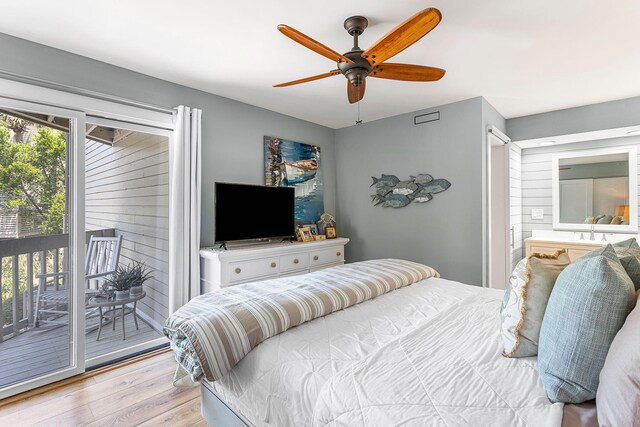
[1,1,640,129]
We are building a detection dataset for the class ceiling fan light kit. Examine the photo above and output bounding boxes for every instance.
[275,8,446,106]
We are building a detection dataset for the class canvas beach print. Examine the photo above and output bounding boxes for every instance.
[264,136,324,224]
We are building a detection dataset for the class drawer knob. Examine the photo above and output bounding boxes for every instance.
[336,251,341,256]
[235,267,241,274]
[293,258,299,264]
[314,255,319,261]
[271,262,277,268]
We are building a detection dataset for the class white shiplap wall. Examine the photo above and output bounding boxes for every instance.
[85,132,169,330]
[509,143,523,269]
[519,136,640,245]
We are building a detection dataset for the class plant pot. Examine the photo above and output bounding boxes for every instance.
[114,290,129,301]
[129,285,143,297]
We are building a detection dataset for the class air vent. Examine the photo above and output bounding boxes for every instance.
[414,111,440,125]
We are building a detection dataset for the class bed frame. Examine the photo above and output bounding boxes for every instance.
[201,381,252,427]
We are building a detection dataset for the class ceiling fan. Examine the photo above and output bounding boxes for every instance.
[274,8,445,104]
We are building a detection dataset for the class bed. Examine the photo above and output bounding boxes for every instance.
[164,260,593,427]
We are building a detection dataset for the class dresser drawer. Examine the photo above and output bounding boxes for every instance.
[566,248,593,261]
[227,257,279,284]
[280,253,309,273]
[528,245,565,257]
[526,242,601,263]
[280,269,309,278]
[310,261,343,273]
[310,247,344,266]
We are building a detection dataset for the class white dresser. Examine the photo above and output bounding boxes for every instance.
[200,238,349,293]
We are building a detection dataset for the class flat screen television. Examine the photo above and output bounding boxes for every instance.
[215,182,295,243]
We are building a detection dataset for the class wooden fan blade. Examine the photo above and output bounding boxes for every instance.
[274,70,341,87]
[370,63,445,81]
[278,25,354,64]
[347,80,366,104]
[362,8,441,65]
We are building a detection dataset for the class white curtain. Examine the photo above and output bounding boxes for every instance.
[169,105,202,314]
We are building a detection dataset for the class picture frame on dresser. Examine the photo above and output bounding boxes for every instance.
[299,227,314,242]
[305,224,319,236]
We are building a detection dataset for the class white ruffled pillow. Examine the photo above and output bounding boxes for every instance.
[500,250,570,358]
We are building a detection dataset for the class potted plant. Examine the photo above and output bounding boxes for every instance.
[129,261,152,297]
[104,261,152,300]
[104,266,131,300]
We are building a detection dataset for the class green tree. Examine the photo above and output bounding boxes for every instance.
[0,118,67,235]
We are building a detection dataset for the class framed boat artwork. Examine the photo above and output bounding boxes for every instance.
[264,136,324,224]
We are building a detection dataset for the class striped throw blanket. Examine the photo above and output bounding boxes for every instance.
[164,259,439,384]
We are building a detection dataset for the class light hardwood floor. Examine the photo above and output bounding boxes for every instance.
[0,318,164,389]
[0,350,205,426]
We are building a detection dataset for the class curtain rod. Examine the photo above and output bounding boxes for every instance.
[0,69,176,115]
[488,126,511,144]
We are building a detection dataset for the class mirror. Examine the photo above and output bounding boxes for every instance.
[552,147,638,231]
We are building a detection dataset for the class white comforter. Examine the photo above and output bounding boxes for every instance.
[211,278,563,427]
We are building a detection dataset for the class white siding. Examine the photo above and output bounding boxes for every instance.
[85,131,169,330]
[509,143,523,269]
[519,136,640,245]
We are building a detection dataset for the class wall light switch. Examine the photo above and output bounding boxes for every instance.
[531,209,544,220]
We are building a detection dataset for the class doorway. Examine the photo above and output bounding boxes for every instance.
[83,119,170,366]
[0,78,174,399]
[485,126,514,289]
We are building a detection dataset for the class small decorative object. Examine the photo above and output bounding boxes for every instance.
[104,261,153,300]
[317,213,336,235]
[305,224,319,236]
[325,226,337,239]
[370,173,451,208]
[299,227,314,242]
[264,136,324,224]
[314,235,326,241]
[294,221,304,241]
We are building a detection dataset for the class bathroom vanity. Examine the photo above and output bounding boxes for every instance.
[525,230,639,261]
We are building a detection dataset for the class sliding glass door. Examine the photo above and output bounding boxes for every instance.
[0,78,174,399]
[0,97,85,397]
[83,117,170,367]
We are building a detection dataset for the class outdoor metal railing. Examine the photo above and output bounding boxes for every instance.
[0,228,115,342]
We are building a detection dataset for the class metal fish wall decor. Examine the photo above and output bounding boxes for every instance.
[370,174,451,208]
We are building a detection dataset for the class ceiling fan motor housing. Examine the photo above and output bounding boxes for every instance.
[343,16,368,37]
[338,50,372,86]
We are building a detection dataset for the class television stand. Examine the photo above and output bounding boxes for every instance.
[200,238,349,293]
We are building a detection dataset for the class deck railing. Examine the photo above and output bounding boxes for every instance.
[0,228,114,342]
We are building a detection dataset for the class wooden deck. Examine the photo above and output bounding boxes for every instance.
[0,312,164,389]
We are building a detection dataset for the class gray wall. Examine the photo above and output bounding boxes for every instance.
[0,32,336,246]
[1,32,516,286]
[507,96,640,141]
[335,97,502,285]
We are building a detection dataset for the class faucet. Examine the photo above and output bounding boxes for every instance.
[590,225,595,241]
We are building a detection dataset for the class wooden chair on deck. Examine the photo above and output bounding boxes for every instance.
[34,235,123,328]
